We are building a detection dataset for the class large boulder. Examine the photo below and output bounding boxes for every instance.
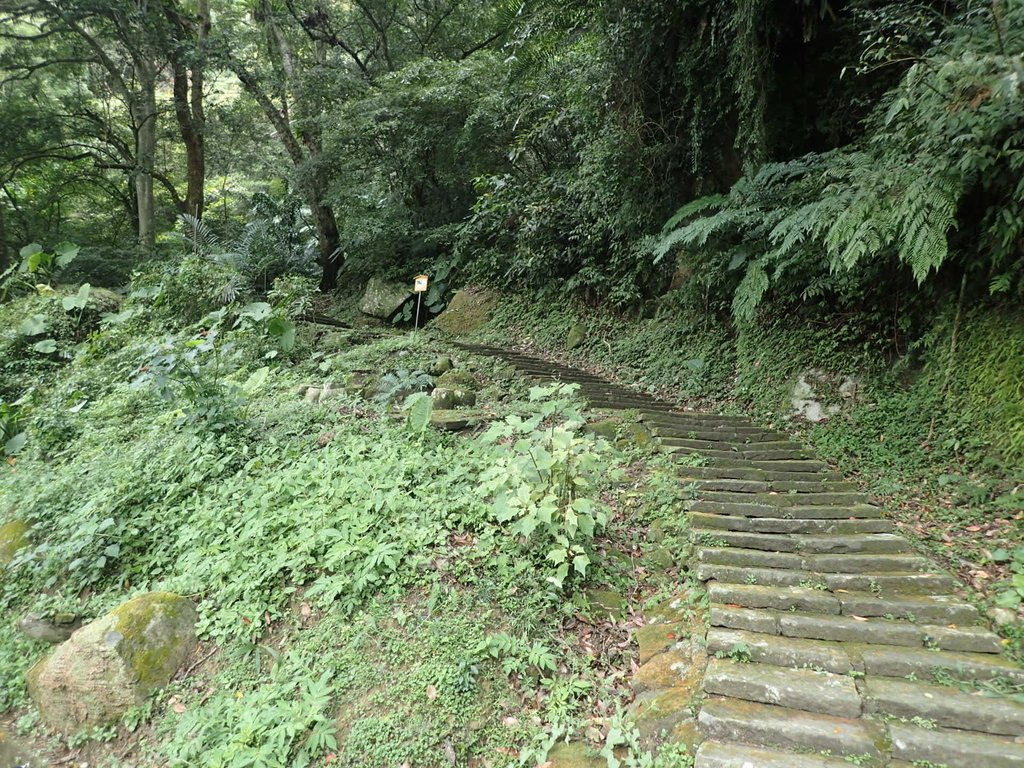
[435,369,479,393]
[432,287,498,335]
[27,592,197,734]
[359,278,412,320]
[0,519,30,565]
[431,388,477,410]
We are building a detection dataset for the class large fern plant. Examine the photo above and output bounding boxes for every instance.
[653,3,1024,320]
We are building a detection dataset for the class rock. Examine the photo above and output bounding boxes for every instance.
[585,419,618,440]
[619,422,654,450]
[428,356,454,376]
[988,607,1018,627]
[320,332,352,350]
[433,287,499,335]
[644,545,675,571]
[566,323,586,350]
[431,388,477,410]
[635,623,684,665]
[303,387,322,403]
[789,369,862,423]
[27,592,198,734]
[546,742,604,768]
[585,589,626,620]
[430,411,486,432]
[0,519,30,565]
[359,278,411,320]
[0,729,40,767]
[17,612,83,644]
[435,369,479,392]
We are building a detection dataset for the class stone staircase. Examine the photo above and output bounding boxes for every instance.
[458,343,1024,768]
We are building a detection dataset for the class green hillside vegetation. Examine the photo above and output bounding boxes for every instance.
[1,0,1023,765]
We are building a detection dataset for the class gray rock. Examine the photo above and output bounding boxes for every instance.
[428,356,454,376]
[431,388,477,409]
[359,278,411,319]
[26,592,197,734]
[566,323,586,350]
[17,612,83,644]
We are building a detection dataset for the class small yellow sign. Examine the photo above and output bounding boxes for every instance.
[414,275,429,293]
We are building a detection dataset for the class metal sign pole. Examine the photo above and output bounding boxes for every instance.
[415,292,422,331]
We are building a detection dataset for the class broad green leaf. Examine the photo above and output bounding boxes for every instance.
[240,302,273,321]
[54,242,80,267]
[18,314,47,336]
[403,392,434,433]
[19,243,43,259]
[62,283,91,311]
[32,339,57,354]
[3,431,27,456]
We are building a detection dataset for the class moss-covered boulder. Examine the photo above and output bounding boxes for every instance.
[433,287,499,335]
[359,278,412,320]
[26,592,197,734]
[566,322,586,350]
[585,419,618,440]
[431,388,477,410]
[0,519,30,565]
[435,369,480,393]
[428,355,454,376]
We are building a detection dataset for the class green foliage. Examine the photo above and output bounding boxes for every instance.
[991,547,1024,610]
[654,4,1024,320]
[0,242,80,301]
[480,383,617,589]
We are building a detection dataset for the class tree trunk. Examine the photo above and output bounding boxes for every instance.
[314,196,341,291]
[132,70,158,250]
[167,0,209,218]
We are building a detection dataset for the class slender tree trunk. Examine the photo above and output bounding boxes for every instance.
[167,0,209,218]
[313,194,341,291]
[132,70,158,250]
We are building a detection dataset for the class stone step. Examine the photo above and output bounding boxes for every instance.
[704,657,861,718]
[660,429,792,444]
[863,676,1024,736]
[661,437,743,452]
[697,696,885,758]
[859,644,1024,685]
[682,465,844,482]
[696,564,957,595]
[698,547,803,570]
[692,529,911,555]
[740,448,818,461]
[707,583,975,624]
[709,583,841,614]
[699,490,868,506]
[802,553,930,573]
[694,741,860,768]
[835,591,979,624]
[793,533,911,554]
[707,629,855,675]
[668,446,748,460]
[684,478,857,493]
[704,458,832,473]
[710,606,1002,652]
[889,722,1024,768]
[690,511,895,536]
[707,628,1024,684]
[690,500,883,519]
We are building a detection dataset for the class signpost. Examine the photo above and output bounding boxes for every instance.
[413,275,429,330]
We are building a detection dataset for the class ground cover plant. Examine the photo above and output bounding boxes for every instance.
[0,263,696,766]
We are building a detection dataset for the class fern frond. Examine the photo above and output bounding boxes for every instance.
[179,214,222,257]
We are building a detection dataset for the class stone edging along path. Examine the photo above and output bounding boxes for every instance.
[458,343,1024,768]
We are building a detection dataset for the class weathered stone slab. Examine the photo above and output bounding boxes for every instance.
[698,547,802,570]
[863,676,1024,736]
[698,697,884,757]
[634,623,685,665]
[709,605,779,635]
[696,564,806,587]
[695,741,857,768]
[860,645,1024,685]
[359,277,411,319]
[689,513,894,536]
[703,658,862,718]
[889,722,1024,768]
[692,529,797,552]
[779,613,921,647]
[793,534,910,555]
[837,592,978,624]
[708,584,840,615]
[802,553,929,573]
[822,572,954,595]
[706,629,853,675]
[920,624,1004,654]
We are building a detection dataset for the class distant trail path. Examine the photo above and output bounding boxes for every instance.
[459,343,1024,768]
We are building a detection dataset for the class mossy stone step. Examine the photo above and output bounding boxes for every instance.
[698,547,803,570]
[668,446,746,460]
[706,629,855,675]
[694,741,860,768]
[696,563,808,587]
[793,533,910,554]
[693,528,799,552]
[703,657,862,718]
[690,511,895,536]
[687,478,839,493]
[682,465,844,483]
[858,644,1024,685]
[708,583,840,614]
[703,458,831,473]
[711,606,1002,652]
[697,697,885,758]
[802,553,930,574]
[739,448,818,462]
[659,429,791,443]
[836,591,978,624]
[696,564,957,595]
[707,629,1024,685]
[863,676,1024,736]
[889,722,1024,768]
[699,490,868,507]
[690,500,883,519]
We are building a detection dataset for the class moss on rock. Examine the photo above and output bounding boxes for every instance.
[435,369,480,392]
[27,592,197,734]
[433,288,499,335]
[0,519,30,565]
